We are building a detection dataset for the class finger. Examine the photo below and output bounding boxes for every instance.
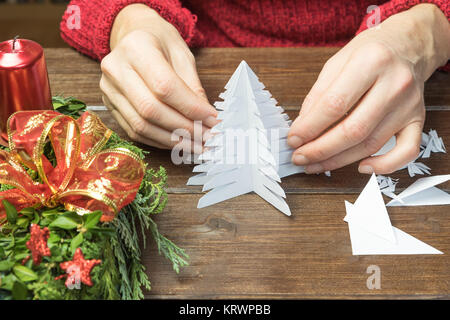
[103,96,169,150]
[359,121,422,174]
[292,81,391,166]
[105,95,204,154]
[288,53,378,149]
[170,50,209,102]
[100,69,210,139]
[299,55,346,119]
[305,103,404,173]
[296,36,383,120]
[128,46,218,127]
[302,108,411,174]
[102,94,202,153]
[300,42,361,118]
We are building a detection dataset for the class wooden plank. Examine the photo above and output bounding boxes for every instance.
[143,193,449,299]
[45,48,450,108]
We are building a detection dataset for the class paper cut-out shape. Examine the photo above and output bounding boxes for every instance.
[377,175,398,198]
[406,161,431,177]
[386,174,450,206]
[187,61,304,215]
[345,202,443,255]
[344,174,396,243]
[422,129,446,158]
[344,173,442,255]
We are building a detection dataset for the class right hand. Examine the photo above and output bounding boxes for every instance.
[100,4,217,151]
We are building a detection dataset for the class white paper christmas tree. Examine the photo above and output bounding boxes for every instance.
[187,61,303,215]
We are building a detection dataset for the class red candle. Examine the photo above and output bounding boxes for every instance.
[0,38,52,141]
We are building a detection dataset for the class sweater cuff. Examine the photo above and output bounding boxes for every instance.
[356,0,449,71]
[60,0,198,61]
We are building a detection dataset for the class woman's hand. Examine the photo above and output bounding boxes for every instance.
[288,4,450,174]
[100,4,217,151]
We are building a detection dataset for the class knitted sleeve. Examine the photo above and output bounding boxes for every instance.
[357,0,449,71]
[60,0,198,61]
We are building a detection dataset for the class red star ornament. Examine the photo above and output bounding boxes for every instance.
[26,224,51,265]
[56,248,101,288]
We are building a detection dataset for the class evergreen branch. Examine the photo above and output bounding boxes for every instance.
[147,218,189,274]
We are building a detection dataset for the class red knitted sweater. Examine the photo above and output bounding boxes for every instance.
[60,0,449,66]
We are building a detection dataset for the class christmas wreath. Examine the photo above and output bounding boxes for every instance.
[0,97,188,300]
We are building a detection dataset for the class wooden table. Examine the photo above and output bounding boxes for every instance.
[46,48,450,299]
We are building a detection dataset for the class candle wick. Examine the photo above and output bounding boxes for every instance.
[12,36,19,51]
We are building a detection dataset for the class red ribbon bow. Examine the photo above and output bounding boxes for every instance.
[0,111,144,222]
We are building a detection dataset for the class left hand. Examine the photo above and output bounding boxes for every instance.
[288,4,450,174]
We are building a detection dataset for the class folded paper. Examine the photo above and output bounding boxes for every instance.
[386,174,450,206]
[187,61,304,215]
[344,173,442,255]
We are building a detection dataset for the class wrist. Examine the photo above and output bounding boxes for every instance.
[409,4,450,77]
[382,4,450,80]
[110,4,168,49]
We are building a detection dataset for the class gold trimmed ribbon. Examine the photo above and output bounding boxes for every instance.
[0,111,145,222]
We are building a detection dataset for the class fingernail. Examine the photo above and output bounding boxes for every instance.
[204,115,219,128]
[359,165,374,174]
[292,154,309,165]
[305,163,323,174]
[287,135,303,148]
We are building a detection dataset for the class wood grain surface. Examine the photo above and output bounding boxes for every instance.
[45,48,450,299]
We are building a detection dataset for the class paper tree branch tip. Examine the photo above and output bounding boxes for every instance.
[188,61,302,215]
[344,174,443,255]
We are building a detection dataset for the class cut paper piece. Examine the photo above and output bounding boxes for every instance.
[344,174,443,255]
[345,202,443,255]
[386,174,450,207]
[187,61,304,215]
[406,161,430,177]
[343,174,396,243]
[377,175,398,198]
[422,129,446,158]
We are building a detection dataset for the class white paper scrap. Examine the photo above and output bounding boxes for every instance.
[345,201,442,255]
[406,161,431,177]
[422,129,446,158]
[343,174,396,243]
[344,174,443,255]
[377,175,398,198]
[386,174,450,206]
